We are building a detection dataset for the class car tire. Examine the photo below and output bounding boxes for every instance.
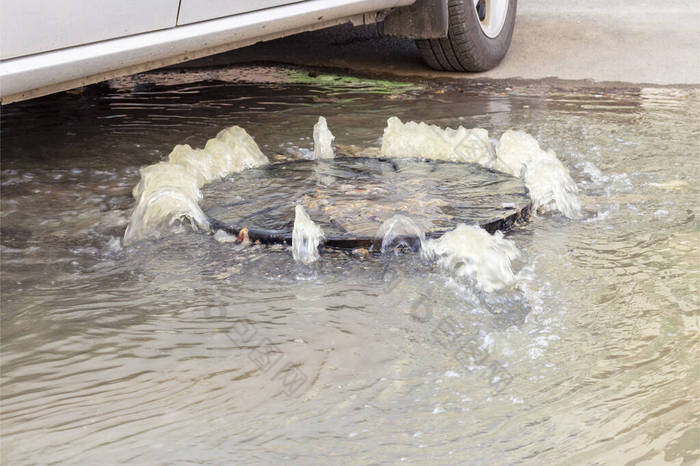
[416,0,517,72]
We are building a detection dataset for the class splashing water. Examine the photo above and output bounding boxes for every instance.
[3,75,696,466]
[374,215,425,253]
[123,126,269,245]
[124,117,578,252]
[292,205,325,264]
[495,130,582,219]
[422,224,521,293]
[380,116,497,167]
[312,116,335,159]
[380,117,581,219]
[123,187,210,245]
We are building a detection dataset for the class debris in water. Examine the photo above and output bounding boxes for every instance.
[292,205,325,264]
[351,247,370,258]
[237,227,250,245]
[214,227,250,250]
[422,224,520,293]
[313,116,335,159]
[213,230,238,243]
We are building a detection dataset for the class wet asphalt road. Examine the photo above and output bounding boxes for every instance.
[181,0,699,86]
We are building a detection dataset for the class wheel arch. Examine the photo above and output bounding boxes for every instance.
[380,0,449,39]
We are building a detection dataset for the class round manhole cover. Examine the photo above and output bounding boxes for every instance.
[203,157,530,249]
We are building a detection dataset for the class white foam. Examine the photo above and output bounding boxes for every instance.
[123,189,210,245]
[496,130,582,219]
[380,117,496,167]
[422,224,520,293]
[170,126,269,186]
[379,117,582,219]
[213,230,238,243]
[168,145,223,187]
[124,125,268,245]
[313,116,335,159]
[131,162,201,203]
[292,205,325,264]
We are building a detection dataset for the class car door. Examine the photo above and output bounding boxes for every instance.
[0,0,180,60]
[177,0,305,25]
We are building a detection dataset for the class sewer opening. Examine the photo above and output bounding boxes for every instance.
[202,156,531,252]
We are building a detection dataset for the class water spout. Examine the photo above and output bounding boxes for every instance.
[123,125,269,245]
[422,224,520,293]
[380,117,582,219]
[380,116,496,167]
[374,215,425,253]
[495,130,582,219]
[312,116,335,160]
[292,205,325,264]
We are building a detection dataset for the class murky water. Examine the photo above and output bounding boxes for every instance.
[1,66,698,464]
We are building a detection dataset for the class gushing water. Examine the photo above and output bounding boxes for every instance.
[381,116,497,167]
[123,126,269,245]
[123,186,210,245]
[374,214,521,292]
[124,117,579,247]
[495,130,582,218]
[374,215,425,253]
[2,71,697,465]
[380,117,581,218]
[292,205,325,264]
[312,116,335,159]
[422,224,520,293]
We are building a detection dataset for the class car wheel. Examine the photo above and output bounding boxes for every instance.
[416,0,517,72]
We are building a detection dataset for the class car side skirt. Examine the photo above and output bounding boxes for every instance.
[0,0,414,103]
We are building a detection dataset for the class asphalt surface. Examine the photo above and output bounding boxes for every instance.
[184,0,699,85]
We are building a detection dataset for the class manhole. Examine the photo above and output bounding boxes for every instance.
[203,157,531,250]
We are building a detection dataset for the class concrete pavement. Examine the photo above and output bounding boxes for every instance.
[184,0,700,85]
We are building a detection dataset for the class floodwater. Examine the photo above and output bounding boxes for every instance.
[1,66,698,464]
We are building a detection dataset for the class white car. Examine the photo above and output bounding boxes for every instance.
[0,0,516,103]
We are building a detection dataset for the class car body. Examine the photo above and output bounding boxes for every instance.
[0,0,516,103]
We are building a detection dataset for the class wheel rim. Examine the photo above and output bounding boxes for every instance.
[473,0,509,38]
